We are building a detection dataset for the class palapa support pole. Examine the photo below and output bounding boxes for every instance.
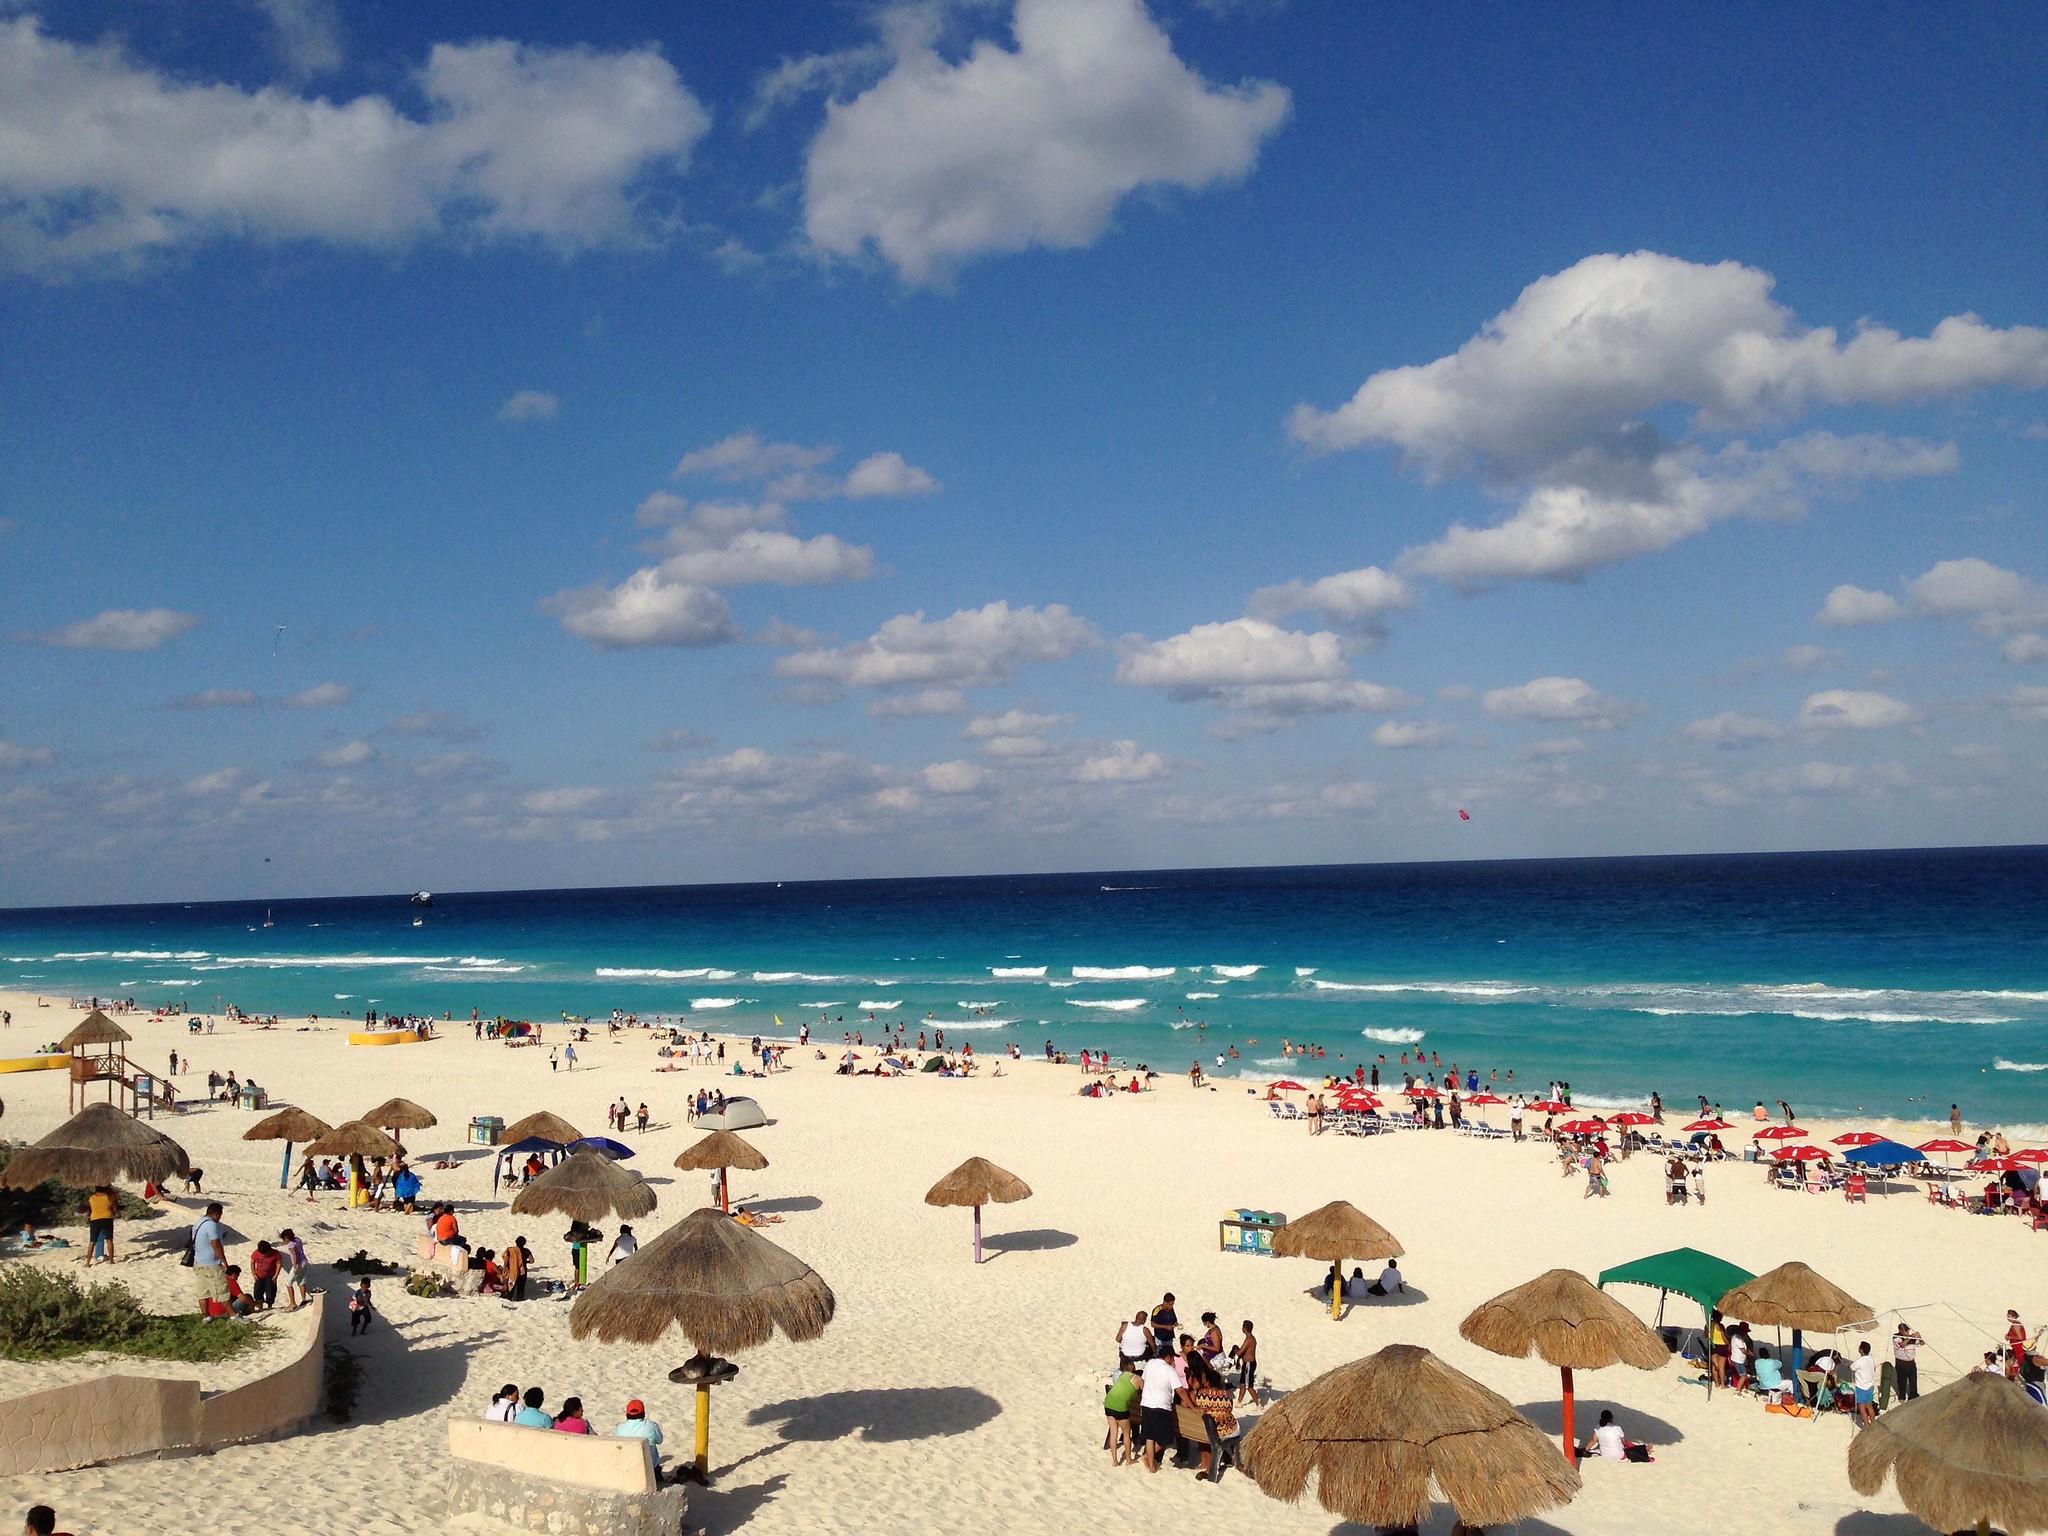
[1792,1326,1805,1377]
[1332,1255,1343,1320]
[973,1203,982,1264]
[720,1167,729,1214]
[1561,1364,1576,1465]
[694,1382,712,1481]
[279,1140,291,1190]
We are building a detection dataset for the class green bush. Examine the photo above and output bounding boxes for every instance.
[0,1266,255,1364]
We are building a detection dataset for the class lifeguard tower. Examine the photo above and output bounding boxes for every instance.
[60,1010,147,1115]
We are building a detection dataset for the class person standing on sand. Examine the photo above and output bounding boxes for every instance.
[83,1185,116,1266]
[280,1229,308,1310]
[1952,1103,1964,1133]
[548,1048,558,1072]
[504,1236,530,1301]
[563,1043,577,1071]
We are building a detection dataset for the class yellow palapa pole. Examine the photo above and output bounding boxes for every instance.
[1331,1255,1343,1319]
[694,1382,712,1480]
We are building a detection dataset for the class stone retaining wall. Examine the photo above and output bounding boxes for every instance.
[446,1460,690,1535]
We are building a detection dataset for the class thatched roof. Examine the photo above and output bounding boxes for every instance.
[569,1206,836,1354]
[924,1157,1031,1208]
[242,1107,333,1144]
[674,1130,768,1173]
[511,1149,657,1224]
[360,1097,437,1131]
[303,1120,401,1159]
[58,1010,131,1049]
[1460,1268,1671,1372]
[502,1111,582,1146]
[0,1102,189,1188]
[1240,1343,1580,1530]
[1271,1200,1404,1262]
[1847,1371,2048,1533]
[1718,1261,1875,1333]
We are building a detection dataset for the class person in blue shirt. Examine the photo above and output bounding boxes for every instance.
[513,1388,553,1428]
[390,1163,422,1213]
[614,1397,664,1473]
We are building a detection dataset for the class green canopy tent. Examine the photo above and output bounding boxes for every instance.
[1597,1247,1756,1398]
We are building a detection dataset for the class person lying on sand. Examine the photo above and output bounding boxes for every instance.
[732,1206,784,1225]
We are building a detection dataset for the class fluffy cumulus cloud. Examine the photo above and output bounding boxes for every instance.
[775,601,1096,695]
[1691,759,1912,807]
[1372,719,1459,750]
[285,682,355,708]
[963,709,1068,757]
[544,568,739,650]
[1117,618,1410,734]
[172,688,261,710]
[1796,689,1917,730]
[0,20,710,273]
[1480,676,1638,730]
[843,451,939,499]
[14,606,202,650]
[0,739,53,769]
[1680,711,1785,748]
[1290,251,2047,584]
[1246,566,1411,638]
[671,431,939,501]
[1782,644,1844,674]
[1818,558,2048,646]
[498,390,559,421]
[802,0,1289,285]
[1073,740,1168,782]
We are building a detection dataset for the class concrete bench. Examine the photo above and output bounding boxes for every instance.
[446,1418,688,1534]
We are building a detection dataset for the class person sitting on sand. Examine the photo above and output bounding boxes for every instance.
[1368,1260,1405,1297]
[1345,1266,1372,1301]
[1752,1346,1789,1402]
[1581,1409,1651,1462]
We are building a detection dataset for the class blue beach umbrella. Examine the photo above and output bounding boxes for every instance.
[1843,1140,1920,1166]
[568,1136,635,1161]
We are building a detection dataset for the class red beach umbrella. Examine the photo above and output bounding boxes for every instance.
[1407,1086,1443,1100]
[1465,1093,1507,1107]
[1608,1112,1656,1127]
[1968,1157,2025,1173]
[1754,1125,1808,1141]
[1831,1131,1886,1146]
[1683,1117,1734,1132]
[1528,1099,1568,1114]
[1916,1139,1975,1153]
[1773,1145,1832,1162]
[2009,1149,2048,1165]
[1559,1119,1608,1136]
[1267,1080,1306,1092]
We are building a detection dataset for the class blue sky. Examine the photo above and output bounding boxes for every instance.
[1,0,2045,904]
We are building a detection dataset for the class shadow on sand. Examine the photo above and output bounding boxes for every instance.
[745,1386,1002,1444]
[743,1194,822,1215]
[1514,1398,1685,1446]
[691,1471,788,1532]
[980,1227,1076,1258]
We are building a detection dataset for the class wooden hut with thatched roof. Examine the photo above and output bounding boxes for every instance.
[674,1130,768,1213]
[570,1206,836,1480]
[1460,1268,1669,1464]
[1240,1343,1580,1531]
[512,1148,656,1225]
[58,1010,138,1114]
[1,1101,190,1190]
[924,1157,1031,1264]
[1848,1370,2048,1535]
[1271,1200,1404,1319]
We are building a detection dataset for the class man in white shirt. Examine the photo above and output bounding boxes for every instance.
[1850,1341,1879,1424]
[1138,1353,1180,1472]
[1117,1311,1149,1372]
[1368,1260,1404,1296]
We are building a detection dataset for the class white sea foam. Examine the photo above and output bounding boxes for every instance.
[1362,1027,1425,1044]
[105,950,211,961]
[1295,967,1318,977]
[796,1002,843,1010]
[596,967,711,980]
[153,980,200,987]
[957,1001,1001,1009]
[334,993,352,1000]
[937,1018,1016,1030]
[1186,992,1220,1000]
[991,966,1046,978]
[1212,965,1262,978]
[1996,1059,2048,1072]
[1068,998,1146,1011]
[209,954,455,968]
[53,951,110,959]
[751,972,845,983]
[690,997,744,1009]
[858,1001,902,1011]
[707,970,738,981]
[1049,980,1079,988]
[1072,966,1174,980]
[425,963,524,975]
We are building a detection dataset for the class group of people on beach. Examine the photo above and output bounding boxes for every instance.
[482,1387,671,1477]
[1105,1293,1259,1479]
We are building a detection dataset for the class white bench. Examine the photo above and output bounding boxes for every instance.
[446,1418,686,1534]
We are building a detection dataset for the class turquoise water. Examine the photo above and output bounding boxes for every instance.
[3,847,2045,1127]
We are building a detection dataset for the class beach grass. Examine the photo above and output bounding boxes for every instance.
[0,1266,258,1365]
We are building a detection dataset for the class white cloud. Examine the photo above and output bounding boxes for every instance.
[1074,740,1168,782]
[802,0,1290,285]
[521,786,608,814]
[0,20,710,273]
[378,710,483,741]
[921,760,987,795]
[843,451,939,499]
[1117,618,1346,689]
[2005,685,2048,724]
[2005,634,2048,664]
[643,727,710,752]
[661,529,875,587]
[1372,719,1459,750]
[1480,676,1637,730]
[869,688,968,718]
[1797,689,1916,730]
[173,687,261,710]
[1516,736,1587,759]
[775,601,1096,693]
[314,740,377,768]
[544,568,738,650]
[675,432,835,483]
[249,0,344,77]
[285,681,355,708]
[499,390,559,421]
[1694,759,1911,806]
[15,606,202,650]
[1246,565,1411,636]
[1680,711,1785,748]
[1818,584,1907,626]
[1291,251,2046,584]
[963,709,1068,756]
[0,740,52,769]
[1781,644,1843,674]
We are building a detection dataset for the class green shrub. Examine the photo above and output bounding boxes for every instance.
[0,1266,254,1364]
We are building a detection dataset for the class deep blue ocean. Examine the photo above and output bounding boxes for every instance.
[4,847,2045,1127]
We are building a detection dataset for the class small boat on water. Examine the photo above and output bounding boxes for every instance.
[410,891,433,907]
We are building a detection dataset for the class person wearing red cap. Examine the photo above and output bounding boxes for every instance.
[614,1397,665,1478]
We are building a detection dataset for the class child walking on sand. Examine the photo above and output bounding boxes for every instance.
[349,1278,374,1335]
[1230,1320,1258,1405]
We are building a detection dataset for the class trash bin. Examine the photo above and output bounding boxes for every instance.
[470,1115,504,1146]
[240,1085,268,1111]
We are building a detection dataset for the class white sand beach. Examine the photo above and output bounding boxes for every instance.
[0,991,2031,1535]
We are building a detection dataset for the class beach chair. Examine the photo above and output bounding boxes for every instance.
[1199,1412,1242,1484]
[1843,1174,1867,1204]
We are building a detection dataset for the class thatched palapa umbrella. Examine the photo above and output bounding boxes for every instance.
[243,1106,333,1189]
[1240,1343,1580,1530]
[304,1120,400,1206]
[673,1130,767,1214]
[924,1157,1030,1264]
[1460,1268,1669,1465]
[1272,1199,1404,1320]
[502,1110,582,1146]
[1718,1260,1875,1375]
[0,1102,189,1189]
[571,1206,836,1482]
[360,1097,436,1156]
[511,1148,657,1224]
[1848,1370,2048,1535]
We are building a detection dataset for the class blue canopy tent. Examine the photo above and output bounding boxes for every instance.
[1842,1140,1921,1197]
[568,1136,634,1160]
[492,1134,565,1193]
